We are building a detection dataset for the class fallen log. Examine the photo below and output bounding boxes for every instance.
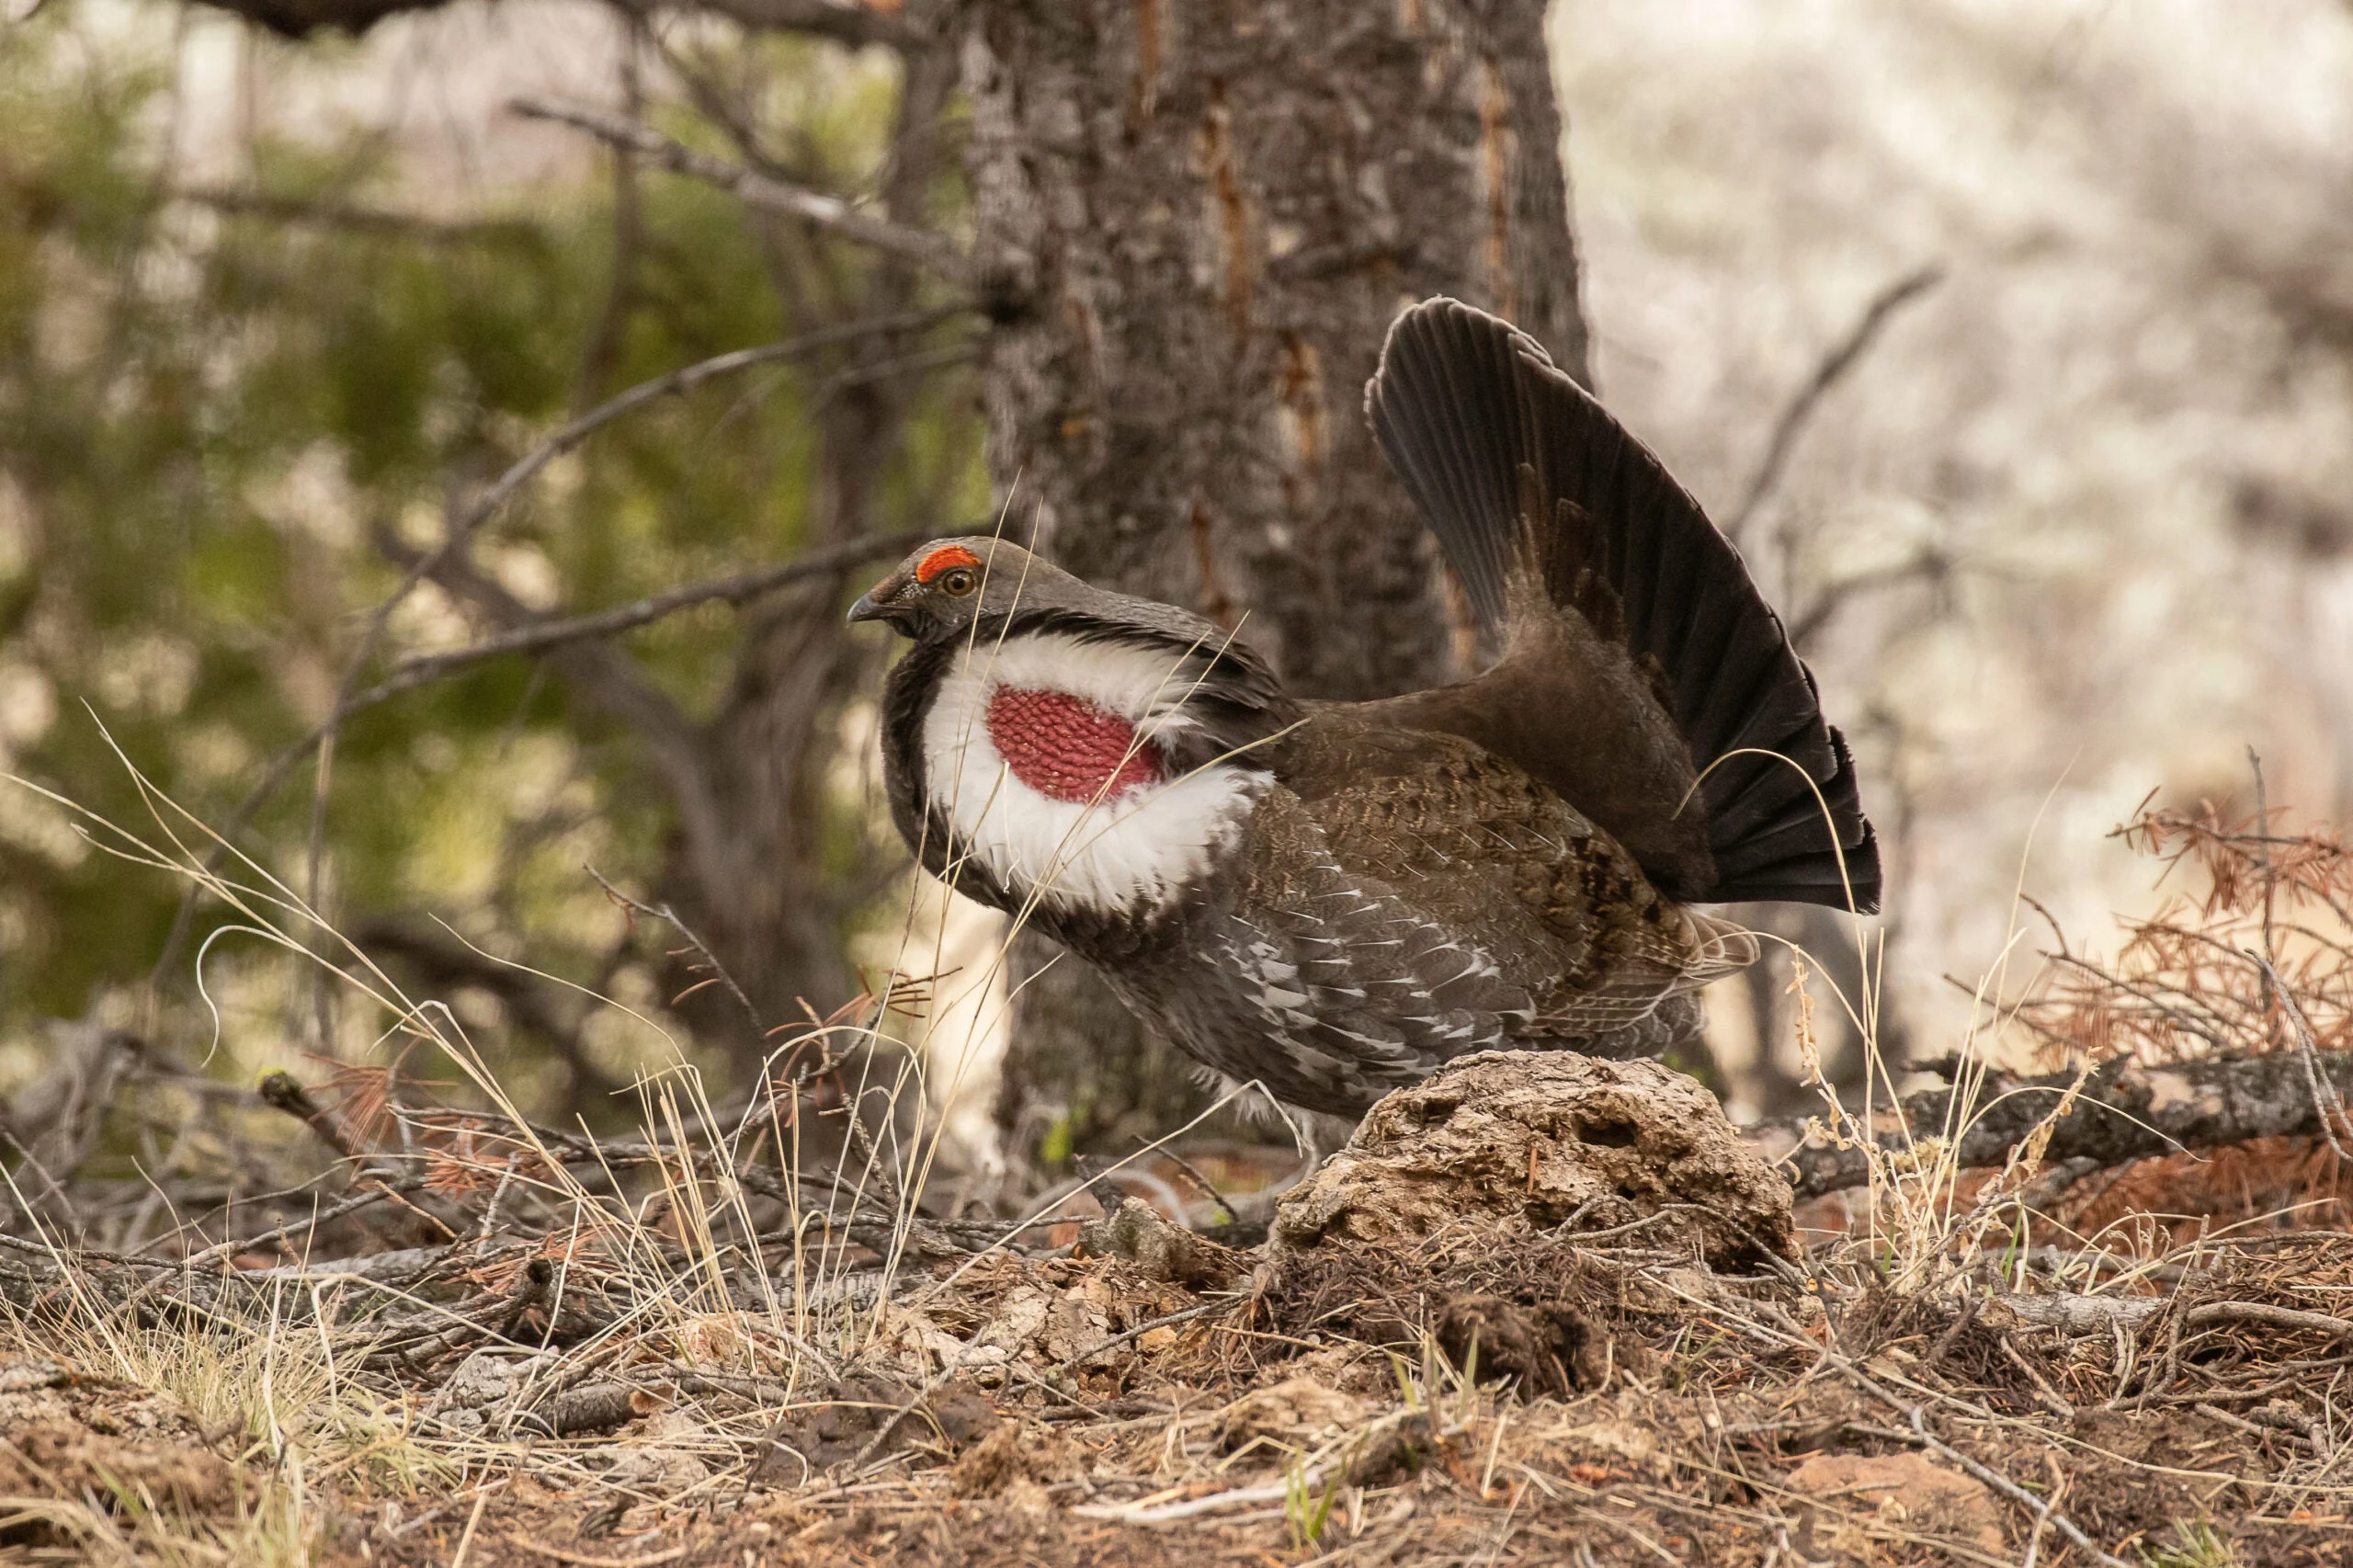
[1749,1047,2353,1199]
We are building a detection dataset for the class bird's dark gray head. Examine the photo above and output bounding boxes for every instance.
[847,537,1086,643]
[848,535,1250,657]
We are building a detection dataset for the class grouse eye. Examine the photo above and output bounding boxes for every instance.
[937,567,978,597]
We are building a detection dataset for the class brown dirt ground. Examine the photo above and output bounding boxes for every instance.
[16,1222,2353,1567]
[16,1068,2353,1566]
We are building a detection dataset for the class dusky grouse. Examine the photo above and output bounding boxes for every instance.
[849,298,1879,1119]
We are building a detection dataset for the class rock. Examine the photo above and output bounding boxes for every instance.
[1075,1199,1243,1288]
[427,1348,560,1436]
[1787,1451,2006,1553]
[1433,1293,1614,1397]
[949,1420,1082,1498]
[1271,1052,1795,1270]
[0,1360,74,1392]
[1211,1377,1368,1454]
[601,1410,712,1492]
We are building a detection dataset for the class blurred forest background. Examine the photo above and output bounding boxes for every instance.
[4,0,2351,1194]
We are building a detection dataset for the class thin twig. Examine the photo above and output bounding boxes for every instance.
[2254,949,2353,1162]
[2254,746,2279,1018]
[1043,1298,1233,1380]
[455,306,965,533]
[347,530,925,716]
[511,97,980,287]
[585,866,762,1031]
[1728,265,1944,539]
[1154,1146,1238,1226]
[187,1178,422,1271]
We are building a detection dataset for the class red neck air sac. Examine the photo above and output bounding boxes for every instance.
[984,687,1165,803]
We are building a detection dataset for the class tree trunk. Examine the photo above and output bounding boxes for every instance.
[959,0,1592,1165]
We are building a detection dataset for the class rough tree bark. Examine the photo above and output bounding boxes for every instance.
[957,0,1592,1163]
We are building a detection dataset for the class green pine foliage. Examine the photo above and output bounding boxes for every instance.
[0,5,981,1106]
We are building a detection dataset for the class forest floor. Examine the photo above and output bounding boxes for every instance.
[8,1045,2353,1568]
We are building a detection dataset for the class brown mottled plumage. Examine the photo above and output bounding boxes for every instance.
[849,299,1878,1118]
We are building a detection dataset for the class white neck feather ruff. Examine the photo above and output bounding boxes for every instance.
[919,631,1267,915]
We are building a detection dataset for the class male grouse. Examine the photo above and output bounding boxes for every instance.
[849,298,1879,1119]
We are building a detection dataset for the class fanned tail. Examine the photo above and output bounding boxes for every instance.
[1367,298,1880,913]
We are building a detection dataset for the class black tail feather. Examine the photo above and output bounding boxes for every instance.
[1367,298,1881,914]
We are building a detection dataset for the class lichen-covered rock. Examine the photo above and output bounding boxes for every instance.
[1271,1051,1795,1269]
[426,1347,559,1436]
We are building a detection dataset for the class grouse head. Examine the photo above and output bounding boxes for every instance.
[847,536,1050,642]
[850,536,1302,921]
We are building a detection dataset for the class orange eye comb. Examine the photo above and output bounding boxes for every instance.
[915,544,982,584]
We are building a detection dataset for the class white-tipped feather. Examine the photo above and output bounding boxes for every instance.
[921,632,1266,915]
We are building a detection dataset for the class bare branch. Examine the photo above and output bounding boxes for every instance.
[186,0,925,48]
[347,532,924,714]
[1727,264,1945,540]
[149,308,961,992]
[455,304,970,543]
[1750,1046,2353,1199]
[352,918,631,1107]
[387,536,724,864]
[511,97,980,288]
[583,866,764,1033]
[1783,550,1953,652]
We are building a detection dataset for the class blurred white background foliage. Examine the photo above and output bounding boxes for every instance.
[1561,0,2353,1060]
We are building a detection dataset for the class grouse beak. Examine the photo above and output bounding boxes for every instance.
[847,576,914,631]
